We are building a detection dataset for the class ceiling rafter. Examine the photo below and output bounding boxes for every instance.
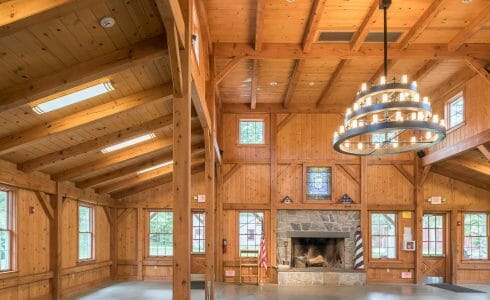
[448,4,490,51]
[431,164,490,191]
[215,56,244,84]
[302,0,327,53]
[0,84,173,156]
[18,114,175,172]
[316,59,348,107]
[76,145,205,189]
[254,0,266,51]
[282,60,305,108]
[0,36,167,113]
[399,0,446,50]
[369,59,397,84]
[251,60,259,110]
[429,67,476,103]
[350,0,380,51]
[465,57,490,84]
[411,59,441,83]
[477,145,490,161]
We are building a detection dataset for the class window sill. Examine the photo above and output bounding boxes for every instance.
[0,270,18,280]
[77,259,96,266]
[446,121,465,134]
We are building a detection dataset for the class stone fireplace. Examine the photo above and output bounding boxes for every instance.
[277,210,365,286]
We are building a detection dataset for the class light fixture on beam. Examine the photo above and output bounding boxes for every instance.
[137,160,173,174]
[101,133,156,154]
[32,81,114,114]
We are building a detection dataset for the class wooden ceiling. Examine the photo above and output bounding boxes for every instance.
[0,0,204,198]
[209,0,490,109]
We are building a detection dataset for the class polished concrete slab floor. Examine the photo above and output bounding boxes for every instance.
[64,281,490,300]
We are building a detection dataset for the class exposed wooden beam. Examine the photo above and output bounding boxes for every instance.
[251,60,259,110]
[51,136,175,182]
[429,67,476,103]
[369,59,397,84]
[477,145,490,161]
[103,206,113,225]
[412,60,441,82]
[277,114,296,132]
[34,191,54,220]
[447,158,490,175]
[19,115,174,172]
[302,0,327,52]
[254,0,266,51]
[316,59,347,107]
[50,184,62,299]
[0,36,167,113]
[215,56,244,84]
[422,129,490,166]
[111,164,205,199]
[223,164,242,183]
[222,103,344,114]
[419,165,432,185]
[0,84,173,156]
[431,165,490,191]
[155,0,185,46]
[448,4,490,51]
[213,43,490,60]
[195,0,212,52]
[350,0,380,51]
[399,0,446,50]
[393,164,415,186]
[465,57,490,84]
[116,208,132,224]
[77,145,204,189]
[204,128,216,298]
[283,60,305,108]
[336,164,360,185]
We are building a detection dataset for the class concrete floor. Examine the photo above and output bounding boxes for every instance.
[64,281,490,300]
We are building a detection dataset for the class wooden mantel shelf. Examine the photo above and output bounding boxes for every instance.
[276,203,361,210]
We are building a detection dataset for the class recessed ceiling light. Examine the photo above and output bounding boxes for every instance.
[286,0,295,3]
[32,81,114,114]
[101,133,156,153]
[137,160,173,174]
[270,81,278,87]
[462,0,471,3]
[100,17,116,28]
[243,77,252,83]
[308,81,315,86]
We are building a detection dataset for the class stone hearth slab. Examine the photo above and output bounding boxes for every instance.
[278,270,366,286]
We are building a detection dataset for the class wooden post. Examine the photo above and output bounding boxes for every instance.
[50,184,63,299]
[173,0,192,298]
[110,208,118,280]
[360,157,368,273]
[137,208,144,280]
[270,113,278,282]
[215,163,224,282]
[414,157,424,284]
[205,128,216,298]
[450,209,458,284]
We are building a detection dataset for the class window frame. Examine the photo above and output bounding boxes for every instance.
[0,190,15,273]
[369,212,398,261]
[303,165,333,203]
[422,213,445,257]
[192,211,205,254]
[147,210,174,258]
[236,117,267,146]
[445,90,465,132]
[462,212,489,261]
[77,202,95,263]
[238,211,265,258]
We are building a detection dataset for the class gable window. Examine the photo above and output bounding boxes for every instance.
[239,119,265,145]
[463,213,488,260]
[239,212,264,257]
[422,214,444,256]
[446,92,464,130]
[192,212,205,253]
[149,211,173,256]
[78,204,94,261]
[371,213,397,259]
[0,191,13,272]
[305,166,332,201]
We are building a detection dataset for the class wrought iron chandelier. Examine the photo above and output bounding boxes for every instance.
[332,0,446,156]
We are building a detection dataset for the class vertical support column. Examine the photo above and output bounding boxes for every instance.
[173,1,192,298]
[414,158,424,284]
[110,208,118,280]
[269,113,278,282]
[215,164,224,282]
[360,157,368,273]
[205,129,216,298]
[450,209,458,284]
[50,183,63,299]
[137,208,144,280]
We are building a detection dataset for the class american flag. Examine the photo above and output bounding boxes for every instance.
[259,218,268,271]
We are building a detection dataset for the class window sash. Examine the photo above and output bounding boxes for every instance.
[0,229,11,271]
[148,211,173,257]
[238,212,263,257]
[463,213,488,260]
[306,167,332,200]
[447,95,464,129]
[371,213,397,259]
[422,214,444,257]
[192,212,205,253]
[78,205,94,261]
[239,120,265,145]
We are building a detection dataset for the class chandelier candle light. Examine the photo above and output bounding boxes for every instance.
[332,0,446,156]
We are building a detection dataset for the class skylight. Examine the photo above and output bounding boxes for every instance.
[101,133,156,154]
[32,81,114,114]
[137,161,173,175]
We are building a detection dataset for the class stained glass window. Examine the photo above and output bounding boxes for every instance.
[306,167,332,200]
[149,211,173,256]
[239,120,265,144]
[371,213,397,259]
[192,212,205,253]
[239,212,263,257]
[78,205,94,261]
[448,95,464,129]
[0,191,12,271]
[422,214,444,256]
[463,213,488,260]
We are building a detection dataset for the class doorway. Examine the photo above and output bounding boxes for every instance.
[421,212,451,284]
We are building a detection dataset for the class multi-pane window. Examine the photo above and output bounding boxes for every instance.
[0,191,12,271]
[239,119,265,145]
[149,211,173,256]
[371,213,397,259]
[78,204,94,261]
[422,214,444,256]
[463,213,488,260]
[239,212,263,257]
[371,132,397,145]
[305,167,332,200]
[447,94,464,129]
[192,212,205,253]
